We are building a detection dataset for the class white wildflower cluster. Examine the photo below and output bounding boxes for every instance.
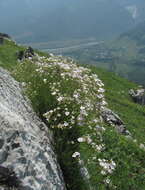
[77,134,105,152]
[24,55,107,131]
[77,137,86,143]
[98,158,116,175]
[28,54,110,164]
[18,54,113,184]
[104,178,111,184]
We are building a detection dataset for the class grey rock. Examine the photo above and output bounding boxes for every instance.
[17,47,35,61]
[0,33,11,39]
[129,89,145,105]
[101,107,129,135]
[0,68,66,190]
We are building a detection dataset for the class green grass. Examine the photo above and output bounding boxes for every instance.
[0,39,25,70]
[0,39,145,190]
[0,39,49,70]
[91,67,145,143]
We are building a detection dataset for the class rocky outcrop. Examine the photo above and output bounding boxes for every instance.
[129,89,145,105]
[0,68,66,190]
[101,107,130,135]
[17,47,35,60]
[0,33,11,39]
[0,33,11,45]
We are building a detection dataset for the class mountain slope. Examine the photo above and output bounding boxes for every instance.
[64,21,145,86]
[0,38,145,190]
[103,21,145,85]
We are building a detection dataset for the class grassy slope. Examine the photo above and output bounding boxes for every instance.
[0,40,145,190]
[0,39,48,70]
[0,40,25,70]
[91,66,145,143]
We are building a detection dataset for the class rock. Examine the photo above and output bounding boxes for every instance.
[0,37,4,45]
[101,107,129,135]
[24,47,35,58]
[17,47,35,60]
[0,33,11,39]
[0,68,66,190]
[129,89,145,105]
[0,33,11,46]
[0,32,11,45]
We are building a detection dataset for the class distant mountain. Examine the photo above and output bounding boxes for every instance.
[63,21,145,85]
[117,0,145,21]
[120,21,145,45]
[1,0,145,43]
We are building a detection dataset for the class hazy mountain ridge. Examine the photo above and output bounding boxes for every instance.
[1,0,145,43]
[120,21,145,45]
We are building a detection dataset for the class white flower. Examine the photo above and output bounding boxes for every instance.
[64,122,69,127]
[86,136,92,144]
[57,96,63,102]
[49,53,54,57]
[92,156,96,161]
[21,82,26,87]
[43,78,47,84]
[97,94,104,99]
[93,119,99,123]
[72,152,80,158]
[101,170,106,175]
[52,91,57,95]
[101,100,107,106]
[80,106,85,110]
[65,111,70,116]
[139,143,145,150]
[57,124,64,129]
[104,178,111,184]
[98,88,105,93]
[95,144,105,152]
[77,137,85,143]
[73,93,79,99]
